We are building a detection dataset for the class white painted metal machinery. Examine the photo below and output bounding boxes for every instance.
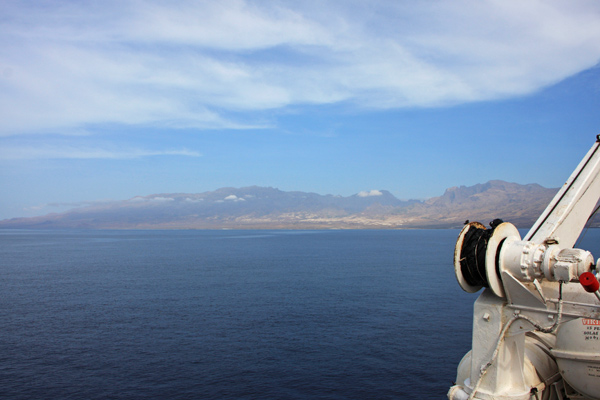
[448,137,600,400]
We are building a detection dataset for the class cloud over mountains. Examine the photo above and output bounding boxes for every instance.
[357,190,383,198]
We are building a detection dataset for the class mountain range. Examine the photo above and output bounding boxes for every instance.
[0,180,562,229]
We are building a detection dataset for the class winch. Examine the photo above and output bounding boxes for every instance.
[448,136,600,400]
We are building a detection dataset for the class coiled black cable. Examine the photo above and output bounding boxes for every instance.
[459,219,503,288]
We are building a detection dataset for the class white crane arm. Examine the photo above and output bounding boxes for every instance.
[525,137,600,248]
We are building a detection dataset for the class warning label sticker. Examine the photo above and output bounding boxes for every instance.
[582,319,600,326]
[589,365,600,378]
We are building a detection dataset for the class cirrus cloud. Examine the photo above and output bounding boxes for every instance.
[0,145,201,160]
[0,0,599,137]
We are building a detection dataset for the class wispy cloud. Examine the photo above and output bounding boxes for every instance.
[0,145,201,160]
[1,0,599,136]
[224,194,246,202]
[357,190,383,198]
[23,198,116,214]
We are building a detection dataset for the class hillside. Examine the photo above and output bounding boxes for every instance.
[0,181,560,229]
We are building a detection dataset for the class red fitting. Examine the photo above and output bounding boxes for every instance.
[580,272,600,293]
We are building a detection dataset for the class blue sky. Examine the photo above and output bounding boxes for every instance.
[1,0,600,220]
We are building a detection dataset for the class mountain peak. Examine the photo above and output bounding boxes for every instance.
[433,180,553,206]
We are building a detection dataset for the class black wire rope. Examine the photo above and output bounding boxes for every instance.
[460,225,493,287]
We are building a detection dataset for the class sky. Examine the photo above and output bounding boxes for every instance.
[1,0,600,220]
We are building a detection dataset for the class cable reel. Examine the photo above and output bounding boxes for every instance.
[454,220,521,298]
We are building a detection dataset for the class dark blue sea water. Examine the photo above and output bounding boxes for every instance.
[6,228,596,399]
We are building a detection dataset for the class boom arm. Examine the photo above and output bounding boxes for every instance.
[525,136,600,248]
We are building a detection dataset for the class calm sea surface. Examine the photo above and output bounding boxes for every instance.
[3,229,598,399]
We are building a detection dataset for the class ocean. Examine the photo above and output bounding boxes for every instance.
[5,228,594,399]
